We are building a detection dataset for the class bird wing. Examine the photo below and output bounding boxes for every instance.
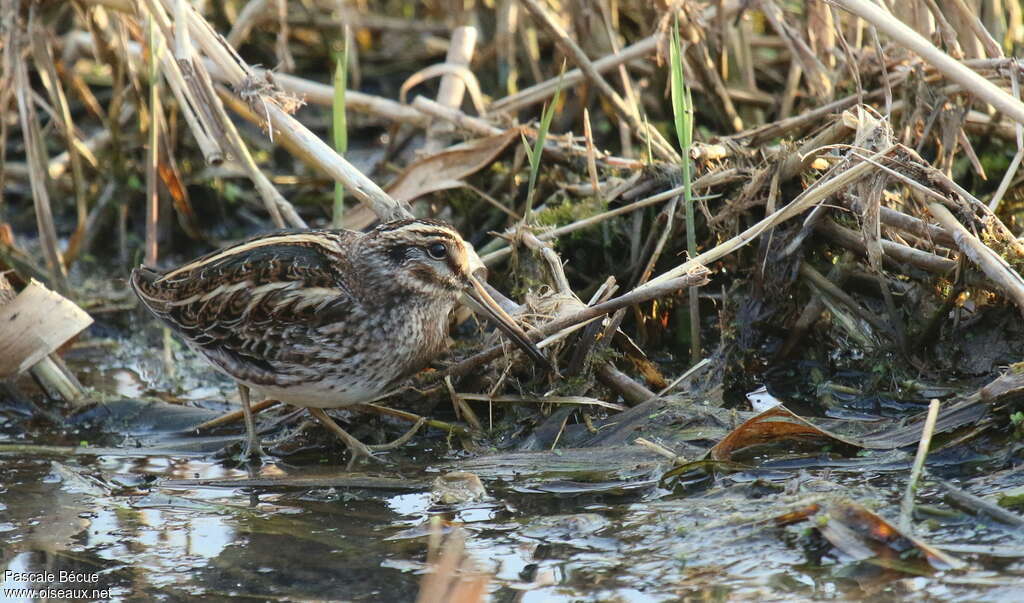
[131,230,357,384]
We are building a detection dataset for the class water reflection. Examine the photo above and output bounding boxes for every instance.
[2,448,1024,601]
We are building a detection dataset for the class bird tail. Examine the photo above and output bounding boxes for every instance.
[130,265,169,316]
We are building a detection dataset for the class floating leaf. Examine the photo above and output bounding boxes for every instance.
[773,500,966,571]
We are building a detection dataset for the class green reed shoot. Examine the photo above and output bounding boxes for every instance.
[670,14,701,362]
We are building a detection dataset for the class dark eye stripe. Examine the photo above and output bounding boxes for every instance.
[388,245,412,264]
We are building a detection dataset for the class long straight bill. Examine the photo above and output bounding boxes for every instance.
[466,276,552,372]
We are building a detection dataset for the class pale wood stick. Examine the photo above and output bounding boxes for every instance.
[899,399,940,533]
[423,26,477,153]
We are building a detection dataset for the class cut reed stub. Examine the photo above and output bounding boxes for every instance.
[0,279,93,381]
[0,278,93,405]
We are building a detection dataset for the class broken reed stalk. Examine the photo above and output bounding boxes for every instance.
[634,437,687,465]
[899,398,941,533]
[423,25,477,154]
[928,203,1024,315]
[582,109,601,202]
[148,0,410,222]
[141,0,298,228]
[215,92,300,228]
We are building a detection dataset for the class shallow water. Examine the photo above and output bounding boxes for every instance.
[3,437,1024,601]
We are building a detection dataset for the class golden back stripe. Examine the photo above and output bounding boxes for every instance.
[157,234,343,282]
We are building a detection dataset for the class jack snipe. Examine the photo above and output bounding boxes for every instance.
[131,219,548,459]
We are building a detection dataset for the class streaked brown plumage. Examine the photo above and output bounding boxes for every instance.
[131,219,547,459]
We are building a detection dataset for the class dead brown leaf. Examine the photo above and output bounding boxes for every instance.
[708,405,862,461]
[387,128,522,203]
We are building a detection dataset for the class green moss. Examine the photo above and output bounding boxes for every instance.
[534,195,608,229]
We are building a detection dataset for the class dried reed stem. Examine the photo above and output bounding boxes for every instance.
[14,47,68,294]
[899,398,940,532]
[834,0,1024,124]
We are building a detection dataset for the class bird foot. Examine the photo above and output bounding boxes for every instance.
[307,408,386,466]
[242,437,264,463]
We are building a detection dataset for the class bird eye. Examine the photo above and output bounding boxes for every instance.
[427,242,448,260]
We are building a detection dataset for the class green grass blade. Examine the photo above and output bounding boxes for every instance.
[523,62,566,221]
[331,34,349,228]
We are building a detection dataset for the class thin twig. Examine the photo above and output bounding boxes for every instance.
[491,34,659,114]
[518,0,679,162]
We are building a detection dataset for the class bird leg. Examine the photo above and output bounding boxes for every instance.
[238,384,264,460]
[307,407,376,460]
